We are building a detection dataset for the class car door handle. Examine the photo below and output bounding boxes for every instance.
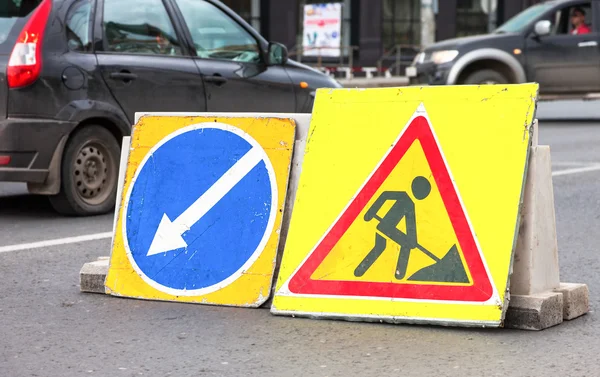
[204,74,228,85]
[109,71,138,81]
[578,41,598,47]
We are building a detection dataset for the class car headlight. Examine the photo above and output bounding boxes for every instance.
[431,50,459,64]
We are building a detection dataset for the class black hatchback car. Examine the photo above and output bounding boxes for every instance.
[0,0,339,216]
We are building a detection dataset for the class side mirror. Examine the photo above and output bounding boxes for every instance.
[534,20,551,37]
[268,42,288,66]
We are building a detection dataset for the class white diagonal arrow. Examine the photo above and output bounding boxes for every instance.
[147,147,264,256]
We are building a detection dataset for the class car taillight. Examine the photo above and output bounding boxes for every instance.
[7,0,52,89]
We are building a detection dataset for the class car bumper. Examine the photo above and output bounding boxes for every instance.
[407,62,452,86]
[0,118,76,183]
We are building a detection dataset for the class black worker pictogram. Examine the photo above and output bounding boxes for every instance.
[354,176,470,283]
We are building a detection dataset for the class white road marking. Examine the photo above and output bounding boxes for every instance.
[1,158,600,254]
[0,232,112,254]
[552,165,600,177]
[552,161,599,167]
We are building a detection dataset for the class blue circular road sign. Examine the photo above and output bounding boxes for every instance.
[122,123,277,296]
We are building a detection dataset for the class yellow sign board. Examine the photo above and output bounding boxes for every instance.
[271,84,538,326]
[105,115,295,307]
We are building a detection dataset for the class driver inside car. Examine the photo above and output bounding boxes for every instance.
[571,7,591,35]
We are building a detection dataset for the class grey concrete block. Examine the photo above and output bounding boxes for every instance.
[80,258,109,294]
[555,283,590,320]
[504,291,563,330]
[511,145,561,296]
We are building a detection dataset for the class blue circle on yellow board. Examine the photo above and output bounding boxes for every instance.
[123,123,276,296]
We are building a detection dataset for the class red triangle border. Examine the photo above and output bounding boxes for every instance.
[287,115,494,302]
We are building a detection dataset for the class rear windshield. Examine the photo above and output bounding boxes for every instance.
[0,0,44,46]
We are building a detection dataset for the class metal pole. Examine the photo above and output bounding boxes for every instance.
[487,0,497,33]
[395,47,401,76]
[349,46,354,78]
[318,49,322,68]
[420,0,436,48]
[339,3,344,71]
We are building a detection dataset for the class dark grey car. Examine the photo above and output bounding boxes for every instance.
[0,0,340,216]
[407,0,600,94]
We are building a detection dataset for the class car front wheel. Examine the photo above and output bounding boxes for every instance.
[463,69,508,85]
[49,125,120,216]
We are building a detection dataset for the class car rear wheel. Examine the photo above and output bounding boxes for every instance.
[49,125,120,216]
[463,69,508,85]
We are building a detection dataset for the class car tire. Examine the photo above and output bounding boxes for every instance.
[463,69,508,85]
[49,125,120,216]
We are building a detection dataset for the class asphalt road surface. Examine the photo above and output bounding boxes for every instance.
[2,120,600,377]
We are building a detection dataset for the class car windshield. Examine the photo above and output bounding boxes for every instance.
[494,3,554,33]
[0,0,43,46]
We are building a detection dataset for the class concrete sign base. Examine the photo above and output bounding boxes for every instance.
[504,122,589,330]
[80,257,109,294]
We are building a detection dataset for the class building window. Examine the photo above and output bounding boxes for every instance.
[456,0,488,37]
[298,0,352,57]
[220,0,261,31]
[382,0,420,52]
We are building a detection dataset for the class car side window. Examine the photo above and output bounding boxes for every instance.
[102,0,183,56]
[65,0,93,52]
[546,3,592,35]
[174,0,261,63]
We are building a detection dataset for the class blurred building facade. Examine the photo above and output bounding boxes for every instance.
[222,0,543,68]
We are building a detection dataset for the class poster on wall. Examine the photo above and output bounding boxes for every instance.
[302,3,342,57]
